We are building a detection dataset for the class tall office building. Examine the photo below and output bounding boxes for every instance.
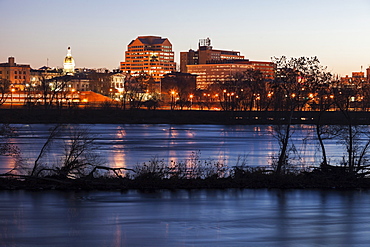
[120,36,176,82]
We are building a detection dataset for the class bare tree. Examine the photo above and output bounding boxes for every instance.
[271,56,330,174]
[31,125,62,176]
[57,126,101,179]
[0,78,11,106]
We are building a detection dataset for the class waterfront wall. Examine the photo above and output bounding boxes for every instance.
[0,108,369,125]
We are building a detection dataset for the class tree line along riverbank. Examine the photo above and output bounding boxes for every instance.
[2,165,370,190]
[1,108,370,125]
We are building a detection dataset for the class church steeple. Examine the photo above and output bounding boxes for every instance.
[63,46,75,75]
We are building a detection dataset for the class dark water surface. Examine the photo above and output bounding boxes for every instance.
[1,189,370,247]
[0,124,345,173]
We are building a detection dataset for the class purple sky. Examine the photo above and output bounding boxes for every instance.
[1,0,369,76]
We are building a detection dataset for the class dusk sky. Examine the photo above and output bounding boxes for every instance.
[1,0,369,76]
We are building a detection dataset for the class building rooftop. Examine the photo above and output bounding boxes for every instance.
[128,36,169,46]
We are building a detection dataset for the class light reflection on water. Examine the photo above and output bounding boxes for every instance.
[1,189,370,246]
[0,124,346,173]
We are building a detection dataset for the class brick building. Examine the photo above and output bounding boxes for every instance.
[0,57,30,90]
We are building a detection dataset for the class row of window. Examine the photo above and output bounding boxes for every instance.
[0,70,27,75]
[14,71,27,74]
[0,75,26,80]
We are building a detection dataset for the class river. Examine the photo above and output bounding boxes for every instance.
[0,124,346,173]
[1,189,370,246]
[0,124,369,246]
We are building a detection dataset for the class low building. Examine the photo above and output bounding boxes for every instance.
[30,67,63,88]
[0,57,31,90]
[110,73,125,94]
[341,71,366,85]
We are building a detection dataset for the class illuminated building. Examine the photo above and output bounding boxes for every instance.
[180,38,244,73]
[187,60,275,89]
[110,73,125,94]
[181,38,274,89]
[30,67,62,87]
[187,63,253,90]
[341,71,366,84]
[120,36,176,82]
[63,47,75,75]
[0,57,31,90]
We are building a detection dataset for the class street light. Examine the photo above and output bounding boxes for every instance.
[189,94,194,109]
[171,90,176,110]
[11,88,15,109]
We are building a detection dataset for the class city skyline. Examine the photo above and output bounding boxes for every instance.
[1,0,370,76]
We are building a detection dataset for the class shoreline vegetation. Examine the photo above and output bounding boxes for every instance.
[2,164,370,190]
[1,108,370,190]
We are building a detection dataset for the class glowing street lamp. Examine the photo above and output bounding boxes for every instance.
[11,88,15,109]
[189,94,194,109]
[171,90,176,110]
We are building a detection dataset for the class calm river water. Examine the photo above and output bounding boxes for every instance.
[0,124,345,173]
[1,124,369,246]
[2,189,370,246]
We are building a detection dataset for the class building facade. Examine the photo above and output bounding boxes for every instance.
[187,63,254,90]
[0,57,31,90]
[120,36,176,82]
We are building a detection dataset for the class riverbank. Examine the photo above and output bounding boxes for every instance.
[1,108,370,125]
[1,171,369,190]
